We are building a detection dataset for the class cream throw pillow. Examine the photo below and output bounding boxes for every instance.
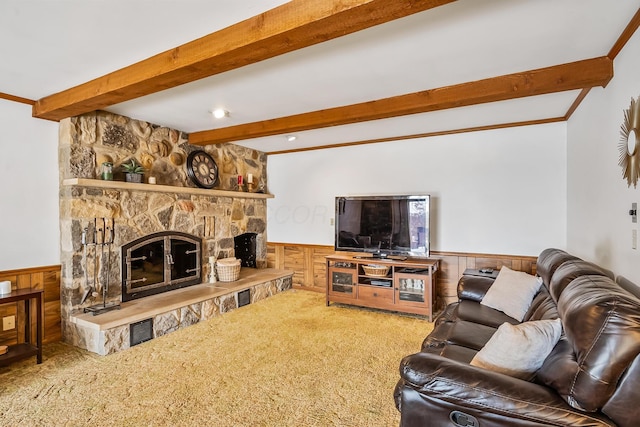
[480,266,542,321]
[470,318,563,381]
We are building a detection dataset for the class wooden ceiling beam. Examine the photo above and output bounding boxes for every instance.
[189,56,613,146]
[608,7,640,60]
[0,92,35,106]
[32,0,456,121]
[268,117,566,155]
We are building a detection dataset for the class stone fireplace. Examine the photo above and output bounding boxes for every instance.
[58,111,290,354]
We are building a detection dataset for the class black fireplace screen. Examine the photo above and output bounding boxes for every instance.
[234,232,257,268]
[122,231,202,302]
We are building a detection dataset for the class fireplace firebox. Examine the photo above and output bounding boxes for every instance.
[121,231,202,302]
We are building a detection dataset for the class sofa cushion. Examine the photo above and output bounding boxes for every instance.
[445,320,498,351]
[480,267,542,321]
[433,302,459,325]
[422,319,497,352]
[538,275,640,412]
[523,286,558,321]
[470,318,562,381]
[455,299,520,328]
[457,275,496,302]
[422,342,478,364]
[602,355,640,427]
[547,259,613,302]
[535,248,579,289]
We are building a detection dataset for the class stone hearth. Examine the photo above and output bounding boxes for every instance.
[69,268,293,355]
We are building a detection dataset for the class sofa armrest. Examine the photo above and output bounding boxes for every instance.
[457,275,495,302]
[396,352,613,426]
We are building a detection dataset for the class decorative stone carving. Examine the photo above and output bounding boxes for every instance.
[169,152,185,166]
[96,153,113,166]
[131,120,151,139]
[78,112,97,145]
[149,140,170,157]
[150,160,183,187]
[69,145,96,178]
[139,152,154,170]
[169,129,180,145]
[102,124,138,152]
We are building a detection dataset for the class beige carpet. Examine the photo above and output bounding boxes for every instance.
[0,289,432,426]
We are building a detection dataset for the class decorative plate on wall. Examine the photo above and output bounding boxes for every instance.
[619,96,640,188]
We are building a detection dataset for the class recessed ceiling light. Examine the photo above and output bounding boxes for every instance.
[286,135,297,142]
[212,108,229,119]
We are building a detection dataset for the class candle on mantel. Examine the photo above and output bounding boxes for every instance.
[247,173,253,184]
[148,177,156,185]
[237,175,243,185]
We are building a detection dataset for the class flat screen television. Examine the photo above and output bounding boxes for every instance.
[335,195,430,258]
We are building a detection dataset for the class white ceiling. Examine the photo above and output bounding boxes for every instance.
[1,0,639,153]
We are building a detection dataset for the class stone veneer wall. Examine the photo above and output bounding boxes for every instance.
[59,111,268,344]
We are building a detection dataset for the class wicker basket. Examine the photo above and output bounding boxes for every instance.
[362,264,390,277]
[216,258,241,282]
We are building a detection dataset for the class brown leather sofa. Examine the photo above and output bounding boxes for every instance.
[394,248,640,426]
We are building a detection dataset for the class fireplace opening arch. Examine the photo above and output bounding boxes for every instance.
[122,231,202,302]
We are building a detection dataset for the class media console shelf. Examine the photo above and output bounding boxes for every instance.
[325,255,439,321]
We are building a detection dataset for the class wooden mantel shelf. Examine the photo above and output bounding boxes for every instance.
[62,178,274,199]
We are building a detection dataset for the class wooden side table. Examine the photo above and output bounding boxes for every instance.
[0,288,43,366]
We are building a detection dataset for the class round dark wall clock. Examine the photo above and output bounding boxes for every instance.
[186,150,218,189]
[619,96,640,188]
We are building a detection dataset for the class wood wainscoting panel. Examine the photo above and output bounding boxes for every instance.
[268,243,337,292]
[0,265,62,347]
[284,246,306,287]
[267,243,538,310]
[312,246,335,289]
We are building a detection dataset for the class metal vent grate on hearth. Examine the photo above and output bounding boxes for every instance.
[130,318,153,347]
[237,289,251,308]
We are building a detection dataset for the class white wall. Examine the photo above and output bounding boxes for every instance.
[267,122,567,257]
[0,100,59,270]
[567,28,640,285]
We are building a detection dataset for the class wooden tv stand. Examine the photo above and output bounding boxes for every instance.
[325,255,439,321]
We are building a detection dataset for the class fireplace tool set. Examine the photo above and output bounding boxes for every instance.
[81,217,121,315]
